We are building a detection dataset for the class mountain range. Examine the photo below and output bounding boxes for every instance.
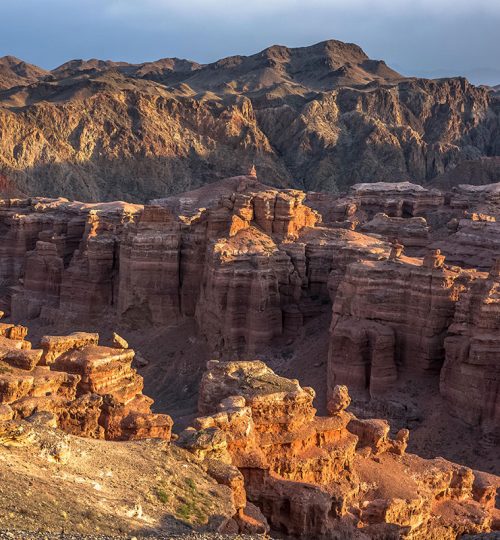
[0,39,499,201]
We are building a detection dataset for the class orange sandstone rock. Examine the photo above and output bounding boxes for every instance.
[0,328,172,442]
[180,359,498,539]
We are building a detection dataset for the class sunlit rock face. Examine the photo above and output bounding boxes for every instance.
[1,41,498,201]
[178,359,498,539]
[0,326,172,441]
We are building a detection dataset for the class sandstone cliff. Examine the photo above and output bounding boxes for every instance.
[328,252,470,397]
[178,359,499,538]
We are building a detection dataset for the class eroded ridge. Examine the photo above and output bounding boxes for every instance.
[0,323,172,441]
[178,359,500,539]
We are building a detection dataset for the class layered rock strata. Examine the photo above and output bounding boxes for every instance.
[0,180,499,437]
[1,198,141,321]
[0,326,172,440]
[328,251,471,397]
[179,360,499,539]
[440,259,500,443]
[433,213,500,271]
[349,182,445,219]
[360,213,430,253]
[195,190,390,355]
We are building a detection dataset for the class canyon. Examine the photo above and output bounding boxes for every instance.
[0,39,500,202]
[0,172,499,537]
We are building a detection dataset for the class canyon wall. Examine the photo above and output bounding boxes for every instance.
[327,252,470,395]
[440,260,500,444]
[0,178,499,440]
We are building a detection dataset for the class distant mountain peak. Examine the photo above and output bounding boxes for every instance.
[0,55,49,90]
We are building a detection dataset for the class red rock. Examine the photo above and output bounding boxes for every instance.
[118,206,182,325]
[11,241,63,320]
[349,182,445,218]
[360,212,430,253]
[0,403,13,421]
[433,214,500,271]
[112,332,129,349]
[182,359,498,538]
[326,384,351,415]
[0,348,43,371]
[328,253,470,398]
[40,332,99,365]
[440,260,500,441]
[0,327,172,441]
[0,181,498,458]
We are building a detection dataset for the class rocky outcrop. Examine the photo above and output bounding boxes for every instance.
[179,359,498,539]
[0,326,172,441]
[349,182,445,219]
[197,228,293,355]
[448,183,500,214]
[195,189,391,355]
[0,185,382,357]
[328,251,471,397]
[440,259,500,443]
[10,240,64,319]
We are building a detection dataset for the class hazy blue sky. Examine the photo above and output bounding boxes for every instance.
[1,0,499,85]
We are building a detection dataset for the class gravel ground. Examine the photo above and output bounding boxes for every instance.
[0,533,267,540]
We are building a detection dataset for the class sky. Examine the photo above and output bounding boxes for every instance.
[1,0,499,85]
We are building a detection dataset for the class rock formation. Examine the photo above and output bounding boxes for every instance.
[0,172,499,538]
[433,213,500,271]
[328,252,470,397]
[195,189,391,355]
[0,325,172,441]
[0,40,499,201]
[179,359,499,538]
[440,259,500,444]
[2,199,141,322]
[0,178,499,448]
[118,205,183,325]
[360,213,430,253]
[349,182,446,219]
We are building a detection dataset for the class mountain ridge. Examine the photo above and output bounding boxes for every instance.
[0,38,498,202]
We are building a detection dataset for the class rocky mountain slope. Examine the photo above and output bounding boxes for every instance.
[0,56,48,90]
[0,39,499,202]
